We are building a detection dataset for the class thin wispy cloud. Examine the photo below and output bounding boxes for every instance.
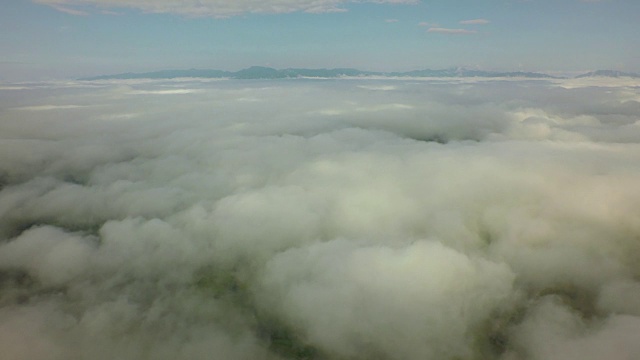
[51,4,88,15]
[34,0,418,17]
[427,27,477,35]
[100,9,120,15]
[14,104,86,111]
[460,18,490,25]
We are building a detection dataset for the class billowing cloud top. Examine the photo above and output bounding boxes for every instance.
[35,0,418,16]
[1,77,640,359]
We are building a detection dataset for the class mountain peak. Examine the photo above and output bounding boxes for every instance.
[576,70,640,78]
[77,67,640,81]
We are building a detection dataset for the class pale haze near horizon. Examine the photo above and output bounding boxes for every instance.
[1,0,639,81]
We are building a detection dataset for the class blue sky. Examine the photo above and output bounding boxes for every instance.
[1,0,639,80]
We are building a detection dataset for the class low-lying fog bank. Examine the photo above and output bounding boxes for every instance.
[1,78,640,359]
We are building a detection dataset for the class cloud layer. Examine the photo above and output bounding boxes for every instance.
[1,77,640,359]
[35,0,417,17]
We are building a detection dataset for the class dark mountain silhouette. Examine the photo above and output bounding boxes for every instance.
[79,66,640,81]
[575,70,640,78]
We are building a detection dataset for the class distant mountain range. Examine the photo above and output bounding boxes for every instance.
[575,70,640,79]
[79,66,640,81]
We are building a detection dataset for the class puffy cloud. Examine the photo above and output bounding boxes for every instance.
[509,297,640,360]
[1,77,640,359]
[258,240,515,359]
[34,0,417,17]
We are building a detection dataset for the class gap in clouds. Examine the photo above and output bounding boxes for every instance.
[1,78,640,360]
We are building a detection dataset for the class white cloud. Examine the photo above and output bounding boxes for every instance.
[385,18,399,23]
[50,4,89,15]
[357,84,397,91]
[427,27,477,34]
[459,18,490,25]
[34,0,418,17]
[1,78,640,359]
[258,240,515,359]
[14,104,87,111]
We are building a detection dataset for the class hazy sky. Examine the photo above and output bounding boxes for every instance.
[1,0,639,80]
